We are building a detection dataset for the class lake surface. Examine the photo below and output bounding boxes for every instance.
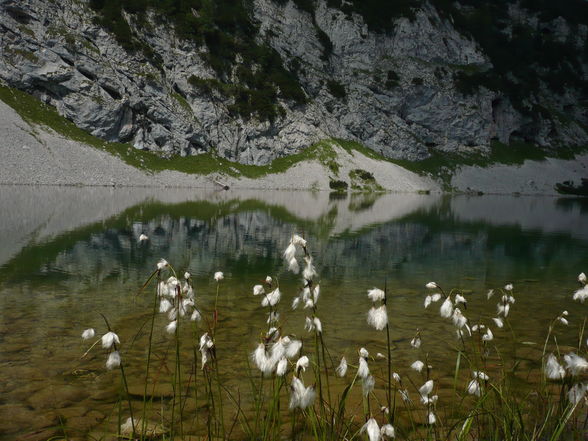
[0,186,587,440]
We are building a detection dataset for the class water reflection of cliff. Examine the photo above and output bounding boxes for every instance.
[1,186,587,292]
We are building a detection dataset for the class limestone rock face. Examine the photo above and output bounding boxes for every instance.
[0,0,586,165]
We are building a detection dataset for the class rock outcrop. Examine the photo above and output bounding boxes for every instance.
[1,0,586,165]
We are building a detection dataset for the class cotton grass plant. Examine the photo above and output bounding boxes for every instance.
[78,236,587,441]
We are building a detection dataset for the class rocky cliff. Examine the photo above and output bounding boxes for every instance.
[1,0,587,165]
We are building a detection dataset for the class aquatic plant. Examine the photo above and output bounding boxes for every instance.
[78,245,588,441]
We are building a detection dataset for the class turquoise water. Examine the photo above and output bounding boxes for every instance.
[0,187,586,439]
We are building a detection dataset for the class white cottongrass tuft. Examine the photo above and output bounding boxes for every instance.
[361,418,380,441]
[159,298,172,313]
[313,285,320,303]
[304,316,314,332]
[578,272,586,284]
[467,379,480,396]
[367,305,388,331]
[452,308,468,329]
[302,257,317,281]
[214,271,224,282]
[292,297,301,310]
[473,371,489,381]
[81,328,95,340]
[289,376,315,410]
[261,288,281,307]
[411,336,421,349]
[497,303,511,317]
[426,282,438,289]
[157,258,168,270]
[336,357,348,377]
[291,234,307,247]
[284,339,302,359]
[276,358,288,376]
[101,331,120,349]
[425,293,442,308]
[545,354,565,380]
[455,294,467,305]
[190,310,201,322]
[380,423,395,439]
[419,380,434,397]
[288,257,300,274]
[253,285,264,296]
[564,353,588,376]
[440,297,453,318]
[567,383,587,405]
[199,333,214,369]
[362,375,375,396]
[428,412,437,425]
[559,317,569,326]
[482,328,494,342]
[359,347,369,358]
[106,351,121,370]
[400,389,411,403]
[184,271,190,280]
[504,283,513,291]
[358,357,370,379]
[393,372,401,383]
[283,243,296,262]
[411,360,425,372]
[313,317,322,333]
[376,352,386,359]
[487,289,495,299]
[139,233,148,242]
[296,355,310,372]
[573,285,588,303]
[265,275,272,284]
[166,320,177,334]
[492,317,504,328]
[367,288,385,302]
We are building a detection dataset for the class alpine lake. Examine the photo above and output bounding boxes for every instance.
[1,186,587,440]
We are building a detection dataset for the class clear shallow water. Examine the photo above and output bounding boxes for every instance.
[0,186,587,439]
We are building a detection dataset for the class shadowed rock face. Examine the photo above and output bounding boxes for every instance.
[0,0,587,165]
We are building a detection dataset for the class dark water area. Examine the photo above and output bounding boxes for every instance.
[0,186,587,439]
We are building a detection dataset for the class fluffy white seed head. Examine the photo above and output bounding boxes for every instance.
[573,285,588,303]
[359,347,369,358]
[285,339,302,359]
[411,336,421,349]
[106,351,121,370]
[159,298,172,313]
[361,418,380,441]
[376,352,385,359]
[139,233,148,242]
[291,234,307,247]
[313,317,322,333]
[545,354,566,380]
[296,355,310,372]
[424,295,432,308]
[214,271,224,282]
[191,310,201,322]
[101,331,120,349]
[362,375,375,396]
[157,258,168,270]
[393,372,401,383]
[336,357,348,377]
[567,383,588,405]
[289,376,315,410]
[428,412,436,425]
[492,317,504,328]
[482,328,494,342]
[276,358,288,376]
[358,357,370,378]
[578,272,586,284]
[440,297,453,318]
[265,275,272,284]
[487,289,495,299]
[81,328,95,340]
[367,288,386,302]
[467,379,480,396]
[253,285,264,296]
[425,282,438,289]
[564,353,588,376]
[419,380,434,397]
[302,257,317,280]
[367,305,388,331]
[261,288,281,307]
[283,243,296,262]
[166,320,177,334]
[452,308,468,329]
[411,360,425,372]
[313,285,320,303]
[380,423,395,439]
[288,257,300,274]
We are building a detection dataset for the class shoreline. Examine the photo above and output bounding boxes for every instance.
[1,100,587,196]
